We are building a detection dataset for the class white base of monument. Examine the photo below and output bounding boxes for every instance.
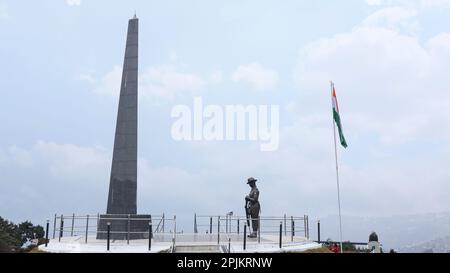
[39,234,321,253]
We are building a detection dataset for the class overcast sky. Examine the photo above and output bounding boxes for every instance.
[1,0,450,236]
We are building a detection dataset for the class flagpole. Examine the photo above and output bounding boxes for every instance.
[331,81,344,253]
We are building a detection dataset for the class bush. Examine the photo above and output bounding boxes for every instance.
[0,216,45,253]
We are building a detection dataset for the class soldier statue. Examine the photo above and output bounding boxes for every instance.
[245,177,261,238]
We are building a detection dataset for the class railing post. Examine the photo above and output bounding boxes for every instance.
[237,218,240,235]
[71,213,75,237]
[303,215,308,238]
[279,221,282,249]
[149,215,152,239]
[293,220,296,238]
[85,215,89,244]
[96,213,99,229]
[45,220,49,247]
[148,218,152,251]
[284,214,287,236]
[228,238,231,253]
[194,213,198,234]
[174,215,177,245]
[52,213,57,239]
[225,215,228,233]
[304,215,307,238]
[243,225,247,251]
[307,215,310,239]
[127,214,130,245]
[258,217,261,243]
[59,215,64,242]
[155,218,161,233]
[209,217,213,234]
[217,216,220,245]
[317,220,321,243]
[162,213,165,233]
[106,222,111,251]
[172,237,175,252]
[290,216,294,242]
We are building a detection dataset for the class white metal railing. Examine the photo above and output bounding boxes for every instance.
[194,214,309,240]
[48,212,310,252]
[52,213,174,244]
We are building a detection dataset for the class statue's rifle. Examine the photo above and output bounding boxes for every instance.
[245,199,251,227]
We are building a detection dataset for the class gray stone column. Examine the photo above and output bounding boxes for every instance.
[106,16,139,215]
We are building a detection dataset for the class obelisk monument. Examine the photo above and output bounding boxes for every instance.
[97,15,149,240]
[106,15,139,215]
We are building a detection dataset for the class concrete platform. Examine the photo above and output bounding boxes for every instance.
[39,234,321,253]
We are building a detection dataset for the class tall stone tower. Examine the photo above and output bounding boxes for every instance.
[107,15,139,215]
[97,15,150,240]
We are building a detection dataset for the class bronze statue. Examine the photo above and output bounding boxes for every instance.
[245,177,260,238]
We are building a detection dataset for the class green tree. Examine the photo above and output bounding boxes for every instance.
[0,216,45,252]
[17,221,44,245]
[0,217,20,252]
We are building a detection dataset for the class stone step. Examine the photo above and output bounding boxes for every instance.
[174,245,223,253]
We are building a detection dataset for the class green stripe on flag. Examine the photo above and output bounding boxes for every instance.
[333,109,348,148]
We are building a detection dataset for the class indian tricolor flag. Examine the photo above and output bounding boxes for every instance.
[331,82,348,148]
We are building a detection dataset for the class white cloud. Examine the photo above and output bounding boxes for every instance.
[294,21,450,143]
[209,70,223,85]
[89,59,278,99]
[8,146,33,167]
[138,159,224,213]
[0,141,111,222]
[79,73,96,84]
[66,0,81,6]
[31,141,110,181]
[0,141,234,217]
[92,65,122,96]
[89,62,222,99]
[140,64,206,99]
[365,0,382,5]
[364,0,450,9]
[420,0,450,8]
[362,7,419,34]
[287,4,450,216]
[231,63,279,91]
[1,141,110,184]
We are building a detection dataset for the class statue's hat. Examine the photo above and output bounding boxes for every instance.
[247,177,258,184]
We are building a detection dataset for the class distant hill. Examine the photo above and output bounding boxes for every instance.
[314,212,450,251]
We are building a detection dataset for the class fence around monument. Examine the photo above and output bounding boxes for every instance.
[194,214,310,251]
[52,214,176,244]
[47,213,375,252]
[49,213,314,252]
[194,214,309,237]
